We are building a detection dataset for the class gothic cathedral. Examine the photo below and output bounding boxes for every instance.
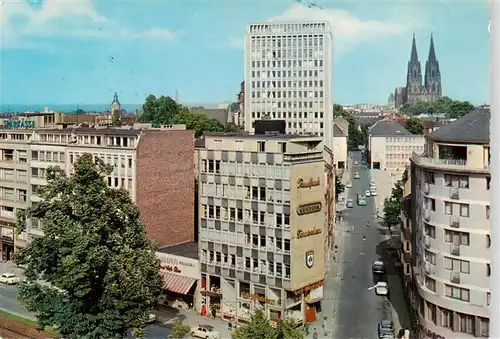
[394,34,442,108]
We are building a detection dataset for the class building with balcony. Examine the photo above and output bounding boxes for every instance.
[196,131,333,326]
[409,108,490,338]
[0,124,195,260]
[368,120,425,171]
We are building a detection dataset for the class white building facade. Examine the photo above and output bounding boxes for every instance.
[244,22,333,149]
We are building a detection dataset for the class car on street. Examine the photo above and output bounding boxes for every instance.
[354,160,359,165]
[346,181,352,188]
[354,172,360,179]
[370,188,378,196]
[145,313,157,324]
[357,193,366,206]
[375,282,389,296]
[346,198,354,208]
[372,261,385,274]
[378,320,395,339]
[0,273,21,285]
[191,324,220,339]
[365,190,371,197]
[370,180,376,187]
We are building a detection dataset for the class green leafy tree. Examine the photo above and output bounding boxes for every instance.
[112,108,122,126]
[335,176,345,201]
[168,320,190,338]
[383,197,401,232]
[399,96,474,118]
[232,309,305,339]
[14,153,162,339]
[404,118,424,135]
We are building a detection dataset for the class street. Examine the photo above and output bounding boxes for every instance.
[331,152,411,339]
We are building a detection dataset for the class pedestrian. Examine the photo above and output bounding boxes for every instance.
[312,327,318,339]
[323,315,328,335]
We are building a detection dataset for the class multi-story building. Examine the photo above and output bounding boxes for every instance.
[243,22,333,149]
[332,124,347,170]
[409,108,490,338]
[0,124,195,259]
[368,120,425,171]
[196,130,333,326]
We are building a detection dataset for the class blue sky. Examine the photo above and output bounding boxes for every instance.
[0,0,489,106]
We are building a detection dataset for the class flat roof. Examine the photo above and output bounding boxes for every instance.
[203,132,322,140]
[158,242,199,259]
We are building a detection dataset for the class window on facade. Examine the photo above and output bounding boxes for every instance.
[458,313,475,334]
[487,263,491,277]
[487,206,490,220]
[445,285,470,302]
[257,141,266,152]
[460,204,469,217]
[440,308,454,328]
[252,186,258,200]
[445,202,452,215]
[245,257,251,270]
[487,235,491,248]
[425,171,435,184]
[427,302,436,324]
[486,177,491,190]
[424,250,436,265]
[480,318,489,337]
[444,174,469,188]
[424,224,436,238]
[426,198,436,211]
[444,257,470,273]
[487,292,491,306]
[424,276,436,292]
[444,230,470,246]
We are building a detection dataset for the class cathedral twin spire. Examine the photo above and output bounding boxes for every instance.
[405,33,442,104]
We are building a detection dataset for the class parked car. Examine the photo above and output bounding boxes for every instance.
[346,198,354,208]
[354,172,360,179]
[191,324,220,339]
[378,320,395,338]
[372,261,385,275]
[0,273,21,285]
[370,188,378,196]
[145,313,156,324]
[346,181,352,188]
[365,190,371,197]
[375,282,389,296]
[354,160,359,165]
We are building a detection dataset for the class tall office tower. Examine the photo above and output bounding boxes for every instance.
[244,22,333,150]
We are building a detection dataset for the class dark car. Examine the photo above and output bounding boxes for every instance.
[378,320,395,339]
[372,261,385,274]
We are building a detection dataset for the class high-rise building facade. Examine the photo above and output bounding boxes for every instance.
[196,132,331,325]
[244,22,333,149]
[408,109,490,338]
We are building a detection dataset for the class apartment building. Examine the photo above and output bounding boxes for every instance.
[196,131,333,326]
[409,109,490,338]
[243,22,333,150]
[332,124,347,170]
[368,120,425,171]
[0,124,195,259]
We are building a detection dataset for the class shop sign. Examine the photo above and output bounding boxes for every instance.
[294,280,324,296]
[4,120,35,129]
[156,252,200,279]
[297,177,320,189]
[241,292,279,305]
[296,202,322,216]
[296,227,322,239]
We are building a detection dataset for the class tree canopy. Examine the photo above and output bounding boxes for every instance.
[399,97,475,118]
[232,309,305,339]
[14,154,162,339]
[404,118,424,135]
[332,104,370,150]
[138,94,229,137]
[383,180,404,232]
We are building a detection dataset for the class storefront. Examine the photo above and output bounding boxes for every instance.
[156,251,201,311]
[0,222,15,261]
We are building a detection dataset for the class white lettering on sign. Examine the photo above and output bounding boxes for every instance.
[162,257,195,268]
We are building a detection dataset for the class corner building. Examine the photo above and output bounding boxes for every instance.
[197,133,329,326]
[409,109,490,338]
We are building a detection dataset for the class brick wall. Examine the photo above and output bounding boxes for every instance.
[0,315,55,339]
[136,130,195,247]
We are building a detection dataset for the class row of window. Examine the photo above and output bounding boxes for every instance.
[200,160,291,179]
[251,90,325,100]
[250,58,325,69]
[0,149,26,162]
[425,249,491,278]
[201,205,290,228]
[201,184,291,204]
[385,137,422,143]
[251,75,325,85]
[385,145,424,152]
[0,187,27,202]
[250,35,325,48]
[425,197,477,218]
[425,224,471,246]
[0,168,27,183]
[421,296,489,336]
[426,172,491,191]
[31,151,65,163]
[201,250,291,278]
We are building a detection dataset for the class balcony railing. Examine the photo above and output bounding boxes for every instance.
[450,271,460,284]
[449,187,460,200]
[411,152,490,173]
[450,243,460,256]
[450,215,460,228]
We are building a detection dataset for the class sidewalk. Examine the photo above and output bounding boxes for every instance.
[0,261,25,278]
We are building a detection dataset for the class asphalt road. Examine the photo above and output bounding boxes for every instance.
[332,152,395,339]
[0,283,34,319]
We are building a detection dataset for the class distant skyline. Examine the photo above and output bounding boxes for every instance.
[0,0,489,106]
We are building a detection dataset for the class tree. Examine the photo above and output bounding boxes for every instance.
[138,94,229,137]
[14,154,162,339]
[232,309,305,339]
[335,176,345,201]
[230,102,239,112]
[383,197,401,232]
[404,118,424,135]
[399,96,475,118]
[112,108,122,126]
[168,320,190,338]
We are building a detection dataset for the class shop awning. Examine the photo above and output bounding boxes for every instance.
[162,273,196,295]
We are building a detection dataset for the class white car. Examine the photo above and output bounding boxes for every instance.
[370,180,376,187]
[370,189,378,196]
[191,324,220,339]
[375,282,389,296]
[346,181,352,188]
[354,172,360,179]
[0,273,21,285]
[354,161,359,165]
[365,190,371,197]
[145,313,156,324]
